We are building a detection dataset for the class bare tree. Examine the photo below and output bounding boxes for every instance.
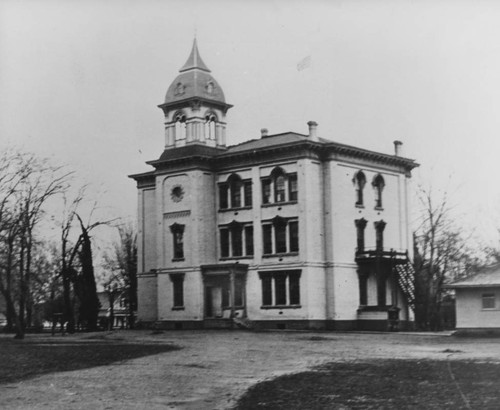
[413,186,485,330]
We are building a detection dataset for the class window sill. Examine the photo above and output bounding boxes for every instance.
[262,252,299,258]
[218,206,252,212]
[374,206,384,211]
[261,201,298,208]
[219,255,254,261]
[260,305,302,310]
[172,306,185,311]
[172,258,185,262]
[355,204,365,209]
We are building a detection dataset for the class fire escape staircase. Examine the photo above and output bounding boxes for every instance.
[393,260,416,312]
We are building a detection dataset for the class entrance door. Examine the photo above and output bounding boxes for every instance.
[206,286,223,318]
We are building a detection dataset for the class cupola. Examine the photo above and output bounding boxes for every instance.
[158,39,233,149]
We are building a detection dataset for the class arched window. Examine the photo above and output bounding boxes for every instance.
[219,174,252,210]
[205,113,217,140]
[372,174,385,209]
[353,171,366,206]
[169,223,185,260]
[262,167,298,204]
[174,113,187,140]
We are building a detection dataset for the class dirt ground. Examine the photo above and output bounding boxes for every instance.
[1,330,500,410]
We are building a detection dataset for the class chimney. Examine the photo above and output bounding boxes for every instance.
[393,140,403,156]
[261,128,268,138]
[307,121,318,141]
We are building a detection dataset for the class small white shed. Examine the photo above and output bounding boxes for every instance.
[447,264,500,334]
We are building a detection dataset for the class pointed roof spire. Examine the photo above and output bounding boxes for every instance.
[179,38,211,73]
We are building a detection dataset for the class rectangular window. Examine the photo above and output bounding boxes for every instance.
[261,275,273,306]
[289,174,298,201]
[232,226,243,257]
[275,223,287,253]
[244,181,252,207]
[173,231,184,259]
[259,271,301,307]
[220,228,229,258]
[231,182,242,208]
[220,223,253,258]
[234,277,244,307]
[219,185,228,209]
[262,179,271,204]
[263,224,273,254]
[289,221,299,252]
[170,274,184,308]
[245,226,254,256]
[482,293,496,309]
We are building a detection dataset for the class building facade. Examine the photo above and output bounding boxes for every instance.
[130,40,418,331]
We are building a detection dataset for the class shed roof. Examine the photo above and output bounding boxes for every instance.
[447,264,500,288]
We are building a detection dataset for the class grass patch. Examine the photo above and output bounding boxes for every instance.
[235,359,500,409]
[0,336,180,384]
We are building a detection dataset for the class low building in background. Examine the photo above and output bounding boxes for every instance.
[447,264,500,335]
[130,40,419,331]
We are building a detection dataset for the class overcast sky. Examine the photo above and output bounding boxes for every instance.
[1,0,500,246]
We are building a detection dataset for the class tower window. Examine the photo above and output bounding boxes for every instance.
[353,171,366,206]
[174,113,187,140]
[205,114,217,140]
[372,174,385,209]
[261,168,298,205]
[170,223,185,260]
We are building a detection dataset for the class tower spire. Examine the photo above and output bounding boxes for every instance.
[179,38,210,73]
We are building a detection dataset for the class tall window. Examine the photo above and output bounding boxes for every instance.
[353,171,366,206]
[372,174,385,209]
[174,113,187,140]
[259,271,301,307]
[170,223,185,260]
[374,220,386,251]
[355,218,367,252]
[262,216,299,255]
[169,274,184,309]
[220,221,254,258]
[219,174,252,209]
[261,167,298,205]
[482,293,496,309]
[205,113,217,140]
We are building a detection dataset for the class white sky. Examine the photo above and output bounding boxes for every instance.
[1,0,500,246]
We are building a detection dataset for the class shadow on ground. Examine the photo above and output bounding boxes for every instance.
[0,335,180,384]
[235,359,500,410]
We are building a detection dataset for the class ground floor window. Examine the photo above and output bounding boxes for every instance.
[169,273,184,309]
[482,293,496,309]
[259,270,301,308]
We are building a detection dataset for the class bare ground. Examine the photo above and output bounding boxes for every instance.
[1,330,500,409]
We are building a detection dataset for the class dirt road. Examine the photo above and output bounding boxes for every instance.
[2,330,499,409]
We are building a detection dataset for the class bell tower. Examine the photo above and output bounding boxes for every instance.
[158,39,233,149]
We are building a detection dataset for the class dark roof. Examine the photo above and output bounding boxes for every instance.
[226,133,309,153]
[447,264,500,288]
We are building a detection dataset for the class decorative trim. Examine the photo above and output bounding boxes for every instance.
[164,210,191,219]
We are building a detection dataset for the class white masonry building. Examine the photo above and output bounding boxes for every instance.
[130,40,418,331]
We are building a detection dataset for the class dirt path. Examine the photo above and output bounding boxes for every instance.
[1,330,500,409]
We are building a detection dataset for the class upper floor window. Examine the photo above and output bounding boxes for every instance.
[219,174,252,210]
[169,223,185,260]
[372,174,385,209]
[482,293,496,310]
[355,218,368,252]
[262,216,299,256]
[174,112,187,140]
[353,170,366,206]
[374,220,386,251]
[261,167,298,205]
[220,221,254,258]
